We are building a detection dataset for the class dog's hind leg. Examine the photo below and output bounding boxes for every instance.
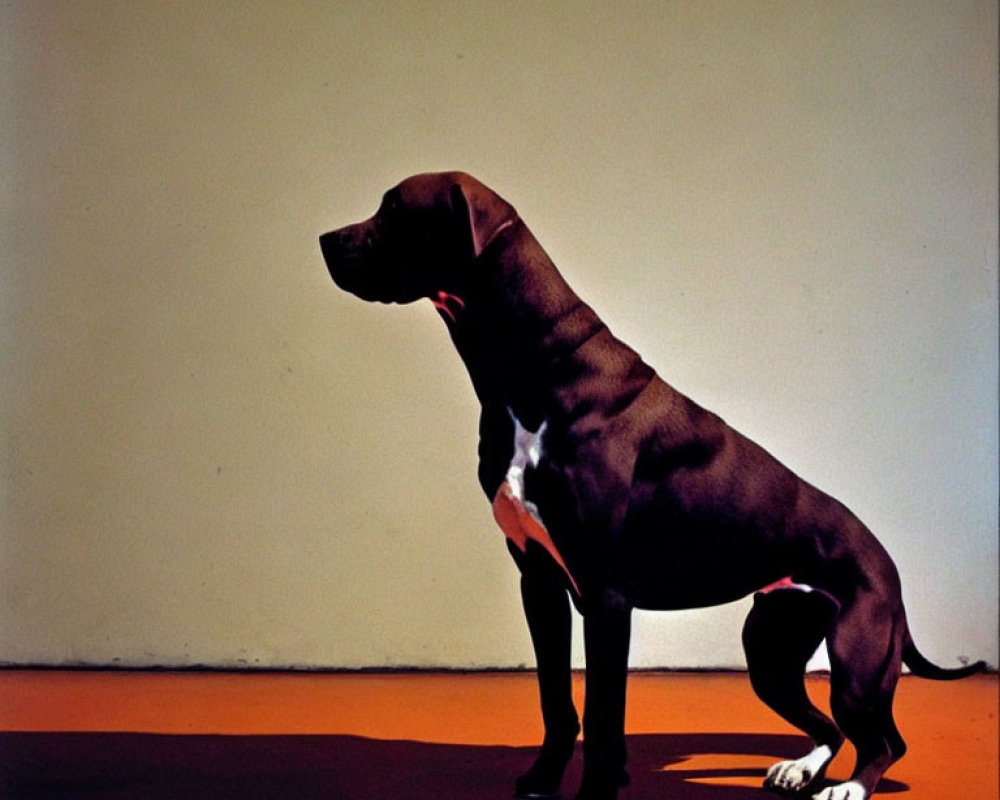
[817,590,907,800]
[742,587,844,794]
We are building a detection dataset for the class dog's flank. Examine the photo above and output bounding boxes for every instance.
[320,171,986,800]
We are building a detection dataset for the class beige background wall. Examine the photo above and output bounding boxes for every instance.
[2,1,996,670]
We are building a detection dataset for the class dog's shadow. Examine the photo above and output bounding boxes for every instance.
[0,731,907,800]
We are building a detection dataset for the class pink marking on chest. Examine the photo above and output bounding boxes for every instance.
[493,481,580,596]
[431,291,466,323]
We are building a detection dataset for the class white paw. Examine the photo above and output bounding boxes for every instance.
[765,744,833,792]
[813,780,867,800]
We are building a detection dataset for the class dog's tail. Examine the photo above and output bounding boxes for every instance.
[902,634,987,680]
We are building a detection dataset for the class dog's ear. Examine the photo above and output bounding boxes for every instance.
[450,176,517,258]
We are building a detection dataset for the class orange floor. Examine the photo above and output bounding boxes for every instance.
[0,670,996,799]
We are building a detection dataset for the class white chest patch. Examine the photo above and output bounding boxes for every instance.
[504,412,546,517]
[492,409,579,595]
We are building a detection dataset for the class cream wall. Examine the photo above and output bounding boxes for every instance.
[1,1,996,669]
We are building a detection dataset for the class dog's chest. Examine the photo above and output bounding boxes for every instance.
[491,411,580,595]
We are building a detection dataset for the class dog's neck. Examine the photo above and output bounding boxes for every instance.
[439,221,653,426]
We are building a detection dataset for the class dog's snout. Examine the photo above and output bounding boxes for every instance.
[319,227,358,290]
[320,220,375,263]
[318,230,343,266]
[320,219,391,301]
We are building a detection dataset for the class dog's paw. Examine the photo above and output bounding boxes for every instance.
[812,780,866,800]
[515,729,578,798]
[764,745,833,793]
[515,751,572,798]
[515,767,562,799]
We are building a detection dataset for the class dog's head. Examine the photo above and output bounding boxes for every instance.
[319,172,517,311]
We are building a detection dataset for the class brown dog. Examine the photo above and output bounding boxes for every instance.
[319,171,985,800]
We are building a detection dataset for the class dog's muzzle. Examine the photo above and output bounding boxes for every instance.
[319,223,384,301]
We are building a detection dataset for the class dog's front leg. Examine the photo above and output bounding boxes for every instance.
[516,567,580,798]
[577,592,632,800]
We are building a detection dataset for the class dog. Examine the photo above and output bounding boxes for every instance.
[319,171,985,800]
